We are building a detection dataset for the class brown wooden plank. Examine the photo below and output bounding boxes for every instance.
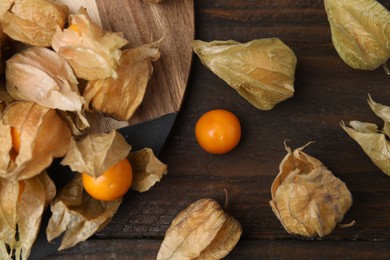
[45,239,390,259]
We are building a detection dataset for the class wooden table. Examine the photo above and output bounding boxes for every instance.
[48,0,390,259]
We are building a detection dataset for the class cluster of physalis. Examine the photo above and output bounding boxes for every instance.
[0,0,166,259]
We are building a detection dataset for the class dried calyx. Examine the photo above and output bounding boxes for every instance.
[325,0,390,71]
[270,142,353,237]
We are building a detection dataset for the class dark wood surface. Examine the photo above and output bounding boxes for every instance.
[48,0,390,259]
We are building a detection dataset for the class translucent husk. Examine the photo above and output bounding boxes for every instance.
[0,0,69,47]
[51,7,128,80]
[84,40,161,121]
[341,95,390,176]
[157,198,242,260]
[61,130,131,178]
[6,47,84,112]
[0,171,56,260]
[270,143,353,237]
[0,101,71,180]
[324,0,390,70]
[128,148,167,193]
[193,38,297,110]
[46,174,122,251]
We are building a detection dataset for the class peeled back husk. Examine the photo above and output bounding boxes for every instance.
[0,171,56,260]
[51,7,128,80]
[324,0,390,70]
[46,174,122,250]
[83,40,161,121]
[0,0,69,47]
[0,101,71,180]
[6,47,84,112]
[270,143,353,237]
[341,95,390,176]
[61,130,131,178]
[157,198,242,260]
[193,38,297,110]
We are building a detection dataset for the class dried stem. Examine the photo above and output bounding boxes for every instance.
[383,62,390,75]
[338,220,356,228]
[223,188,229,210]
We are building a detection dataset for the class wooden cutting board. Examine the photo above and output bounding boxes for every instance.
[58,0,194,131]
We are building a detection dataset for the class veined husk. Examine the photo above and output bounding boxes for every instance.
[270,143,353,237]
[6,47,84,112]
[341,95,390,176]
[324,0,390,70]
[128,148,167,193]
[157,198,242,260]
[61,130,131,178]
[144,0,163,3]
[0,101,71,180]
[0,0,68,47]
[0,171,56,260]
[83,40,161,121]
[51,8,128,81]
[192,38,297,110]
[46,174,122,250]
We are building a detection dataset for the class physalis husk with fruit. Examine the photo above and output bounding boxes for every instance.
[0,101,71,180]
[0,0,68,47]
[157,198,242,260]
[46,174,121,251]
[342,95,390,176]
[193,38,297,110]
[270,143,353,237]
[324,0,390,70]
[6,47,84,112]
[61,130,131,178]
[51,8,128,81]
[0,171,55,260]
[84,41,161,121]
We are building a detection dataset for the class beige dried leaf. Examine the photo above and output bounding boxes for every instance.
[6,47,84,112]
[0,172,55,260]
[157,198,242,260]
[84,40,161,121]
[341,96,390,176]
[324,0,390,70]
[61,130,131,177]
[128,148,167,192]
[192,38,297,110]
[270,143,353,237]
[51,8,128,80]
[46,174,122,250]
[0,0,68,47]
[0,101,71,180]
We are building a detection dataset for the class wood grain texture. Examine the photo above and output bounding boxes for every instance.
[49,0,390,258]
[95,0,194,128]
[59,0,194,130]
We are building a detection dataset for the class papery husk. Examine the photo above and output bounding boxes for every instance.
[341,96,390,176]
[157,198,242,260]
[46,174,122,250]
[6,47,84,112]
[0,23,6,75]
[128,148,167,192]
[269,143,353,237]
[144,0,163,3]
[0,171,56,260]
[192,38,297,110]
[324,0,390,70]
[51,8,128,80]
[0,101,71,180]
[84,40,161,121]
[0,0,69,47]
[61,130,131,177]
